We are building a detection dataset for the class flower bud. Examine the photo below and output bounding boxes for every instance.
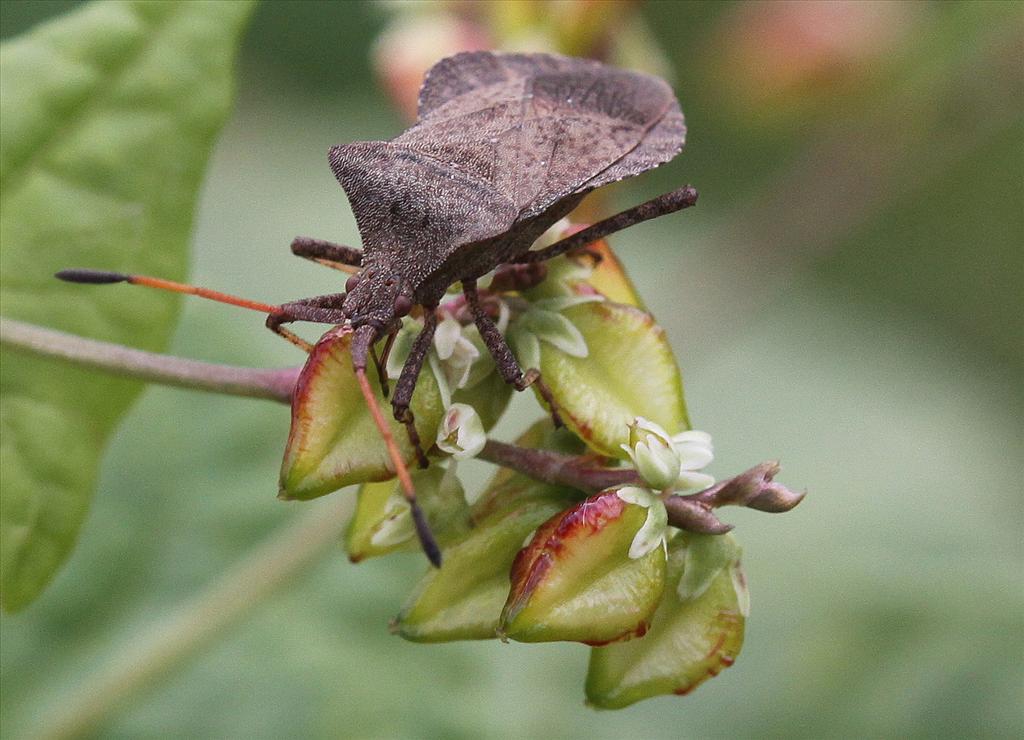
[622,418,681,490]
[436,403,485,460]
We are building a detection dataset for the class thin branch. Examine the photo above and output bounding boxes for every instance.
[0,318,298,404]
[662,460,806,534]
[478,440,804,533]
[688,461,806,512]
[479,439,640,492]
[36,496,351,740]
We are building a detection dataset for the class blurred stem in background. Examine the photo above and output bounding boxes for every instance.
[36,495,350,740]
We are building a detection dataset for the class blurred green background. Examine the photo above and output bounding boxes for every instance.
[1,1,1021,737]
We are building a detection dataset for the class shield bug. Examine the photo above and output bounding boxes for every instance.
[57,51,699,566]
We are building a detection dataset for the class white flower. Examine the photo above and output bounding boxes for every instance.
[433,316,480,390]
[508,292,603,371]
[616,421,716,561]
[620,418,715,492]
[671,429,715,492]
[435,403,486,460]
[369,491,415,548]
[620,418,681,490]
[616,486,669,559]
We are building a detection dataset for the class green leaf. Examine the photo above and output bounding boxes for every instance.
[524,301,689,457]
[279,327,444,500]
[585,534,746,709]
[500,489,667,645]
[0,0,254,611]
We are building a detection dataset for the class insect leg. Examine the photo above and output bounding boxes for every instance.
[514,185,699,263]
[462,280,563,427]
[371,329,399,398]
[290,236,363,273]
[264,294,347,353]
[391,308,438,469]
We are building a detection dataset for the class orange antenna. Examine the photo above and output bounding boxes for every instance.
[351,326,441,567]
[55,269,281,315]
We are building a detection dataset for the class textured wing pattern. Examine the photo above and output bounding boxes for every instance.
[329,142,518,281]
[407,51,685,219]
[333,52,686,258]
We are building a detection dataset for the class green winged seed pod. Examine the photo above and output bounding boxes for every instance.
[515,300,689,458]
[585,533,747,709]
[393,497,569,642]
[499,489,667,645]
[279,326,444,500]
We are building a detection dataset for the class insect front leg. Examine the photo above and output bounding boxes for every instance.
[462,279,563,427]
[514,185,699,264]
[391,308,438,469]
[290,236,363,272]
[265,293,347,352]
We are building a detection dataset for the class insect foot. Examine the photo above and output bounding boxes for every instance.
[516,370,565,429]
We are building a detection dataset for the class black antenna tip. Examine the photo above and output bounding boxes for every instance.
[55,268,130,284]
[410,501,442,568]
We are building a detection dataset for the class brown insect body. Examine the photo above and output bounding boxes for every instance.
[332,51,686,359]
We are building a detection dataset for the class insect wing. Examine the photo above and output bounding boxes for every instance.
[410,51,686,218]
[332,52,687,261]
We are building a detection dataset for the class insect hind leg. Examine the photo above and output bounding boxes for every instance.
[391,308,438,469]
[514,185,698,264]
[462,279,563,427]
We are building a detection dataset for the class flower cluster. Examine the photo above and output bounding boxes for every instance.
[279,229,798,708]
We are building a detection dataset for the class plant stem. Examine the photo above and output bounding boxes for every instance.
[35,495,352,740]
[0,318,298,404]
[478,439,640,492]
[479,441,803,532]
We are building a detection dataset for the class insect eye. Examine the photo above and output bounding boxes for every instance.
[394,295,413,317]
[345,274,360,293]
